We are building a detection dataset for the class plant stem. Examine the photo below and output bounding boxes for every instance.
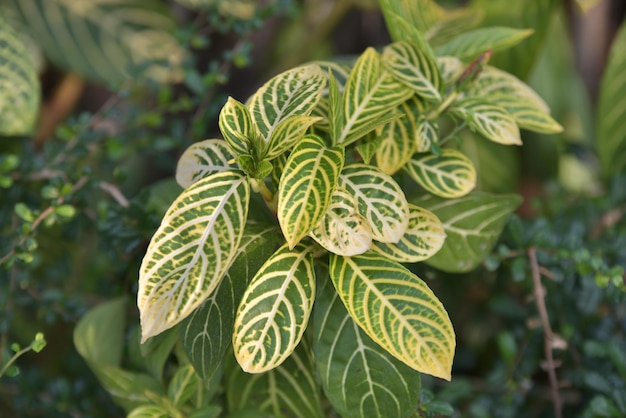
[250,178,277,213]
[0,345,31,378]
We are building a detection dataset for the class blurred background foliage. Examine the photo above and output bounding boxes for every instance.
[0,0,625,417]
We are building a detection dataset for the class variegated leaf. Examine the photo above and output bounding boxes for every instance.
[248,64,325,141]
[372,204,446,263]
[330,252,455,380]
[416,117,439,152]
[175,139,238,188]
[233,243,316,373]
[383,41,442,102]
[415,192,522,272]
[337,47,413,145]
[451,98,521,145]
[0,17,40,136]
[424,8,484,47]
[263,115,322,160]
[339,164,409,243]
[128,405,169,418]
[379,7,438,57]
[355,132,383,164]
[138,170,250,342]
[168,364,199,407]
[490,94,563,134]
[226,337,323,418]
[437,56,465,86]
[314,278,421,418]
[435,27,534,60]
[309,187,372,257]
[404,148,476,198]
[277,135,344,248]
[308,61,350,133]
[218,96,256,157]
[181,223,278,382]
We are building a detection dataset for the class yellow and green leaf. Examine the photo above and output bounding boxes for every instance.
[218,96,257,157]
[490,94,563,134]
[175,139,238,188]
[416,117,440,152]
[138,170,250,342]
[435,27,534,61]
[437,56,465,86]
[329,252,455,380]
[383,41,442,102]
[233,243,316,373]
[451,97,521,145]
[263,115,322,160]
[404,148,476,198]
[277,135,344,248]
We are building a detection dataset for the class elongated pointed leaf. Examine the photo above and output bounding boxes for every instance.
[435,27,534,60]
[330,252,455,380]
[340,164,409,243]
[415,192,521,272]
[372,204,446,263]
[226,337,323,418]
[425,8,484,47]
[181,223,279,381]
[451,98,521,145]
[248,64,325,141]
[0,17,39,136]
[404,148,476,198]
[128,405,169,418]
[168,364,199,407]
[263,115,322,160]
[490,94,562,134]
[219,97,256,156]
[138,170,250,342]
[309,187,373,256]
[337,48,412,145]
[277,135,344,247]
[175,139,238,188]
[233,243,316,373]
[309,61,350,133]
[314,279,421,418]
[383,41,442,102]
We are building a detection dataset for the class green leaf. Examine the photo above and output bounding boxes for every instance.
[248,64,325,141]
[226,337,324,418]
[175,139,238,188]
[136,326,179,380]
[490,94,563,134]
[425,8,484,48]
[451,97,521,145]
[379,6,437,56]
[435,27,534,61]
[128,405,169,418]
[437,56,465,86]
[371,204,446,263]
[597,20,626,176]
[308,61,351,134]
[233,243,316,373]
[355,132,383,164]
[404,148,477,198]
[416,117,440,152]
[337,47,412,145]
[263,115,322,160]
[339,164,409,243]
[0,17,40,136]
[330,252,455,380]
[383,41,442,102]
[168,364,199,407]
[277,135,344,248]
[309,187,373,256]
[5,0,183,84]
[138,170,250,342]
[219,97,257,157]
[314,278,421,418]
[181,223,278,382]
[415,192,522,272]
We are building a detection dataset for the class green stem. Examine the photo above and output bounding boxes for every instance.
[427,91,458,121]
[250,178,277,213]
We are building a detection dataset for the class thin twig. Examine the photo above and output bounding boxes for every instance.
[528,247,562,418]
[99,182,130,207]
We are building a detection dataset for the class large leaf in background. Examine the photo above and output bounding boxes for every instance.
[226,338,324,418]
[597,20,626,176]
[435,27,533,61]
[330,252,455,380]
[5,0,183,84]
[277,135,344,248]
[383,41,442,102]
[175,139,238,188]
[233,243,315,373]
[339,164,409,243]
[415,192,521,273]
[451,98,521,145]
[138,170,249,342]
[0,18,40,136]
[336,47,413,145]
[181,223,278,382]
[314,279,421,418]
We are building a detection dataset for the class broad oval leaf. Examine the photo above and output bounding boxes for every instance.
[138,170,250,342]
[337,47,413,145]
[181,223,279,381]
[451,98,521,145]
[415,192,522,272]
[372,204,446,263]
[383,41,442,102]
[330,252,455,380]
[175,139,238,188]
[219,96,256,157]
[404,148,476,198]
[233,243,316,373]
[340,164,409,243]
[314,278,421,418]
[263,115,322,160]
[278,135,344,248]
[248,64,325,141]
[0,18,40,136]
[435,27,534,60]
[490,94,563,134]
[309,187,373,256]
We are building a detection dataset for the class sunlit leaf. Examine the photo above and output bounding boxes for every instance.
[263,115,322,160]
[451,97,521,145]
[330,252,455,380]
[219,97,256,157]
[138,170,249,342]
[404,148,476,198]
[175,139,238,188]
[233,243,316,373]
[383,41,442,102]
[435,27,534,61]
